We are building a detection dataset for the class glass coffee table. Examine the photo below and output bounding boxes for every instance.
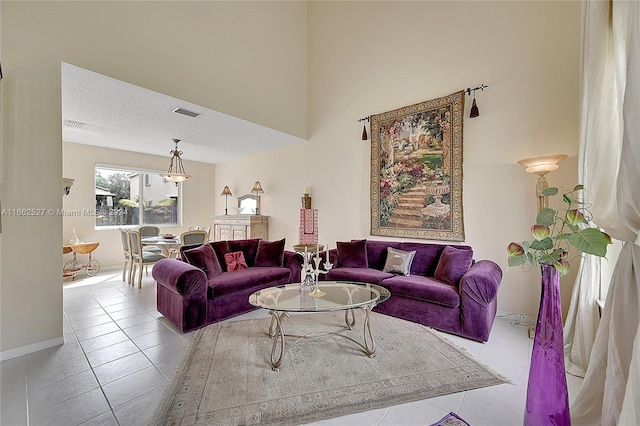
[248,281,390,371]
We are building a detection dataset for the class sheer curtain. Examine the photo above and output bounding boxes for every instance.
[563,0,620,380]
[571,1,640,425]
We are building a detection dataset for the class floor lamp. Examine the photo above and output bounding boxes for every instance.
[517,154,567,212]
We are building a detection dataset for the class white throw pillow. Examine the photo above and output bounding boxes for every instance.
[383,247,416,276]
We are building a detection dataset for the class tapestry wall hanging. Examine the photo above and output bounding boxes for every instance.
[370,91,465,241]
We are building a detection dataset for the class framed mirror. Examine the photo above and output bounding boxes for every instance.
[237,194,259,215]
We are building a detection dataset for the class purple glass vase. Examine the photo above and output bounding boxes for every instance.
[524,264,570,425]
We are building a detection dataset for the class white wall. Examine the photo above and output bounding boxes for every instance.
[2,0,582,356]
[216,1,582,319]
[62,142,216,269]
[1,0,308,355]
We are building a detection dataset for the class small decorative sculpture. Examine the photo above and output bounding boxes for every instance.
[301,187,312,209]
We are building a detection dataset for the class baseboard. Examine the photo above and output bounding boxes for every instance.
[0,336,64,361]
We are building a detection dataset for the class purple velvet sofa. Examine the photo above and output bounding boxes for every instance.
[151,238,302,332]
[323,239,502,342]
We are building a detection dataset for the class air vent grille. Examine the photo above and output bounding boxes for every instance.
[173,107,201,118]
[64,119,88,129]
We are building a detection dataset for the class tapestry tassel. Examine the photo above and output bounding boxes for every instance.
[356,116,370,141]
[470,98,479,118]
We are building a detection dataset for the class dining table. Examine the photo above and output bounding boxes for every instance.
[141,236,181,258]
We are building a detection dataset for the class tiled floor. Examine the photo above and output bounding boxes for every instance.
[1,268,584,426]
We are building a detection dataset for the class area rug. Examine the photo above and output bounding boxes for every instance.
[154,312,508,425]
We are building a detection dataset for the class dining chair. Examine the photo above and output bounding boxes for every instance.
[139,225,162,254]
[180,230,208,247]
[128,230,166,288]
[201,226,211,241]
[188,225,200,231]
[138,225,160,237]
[119,229,132,284]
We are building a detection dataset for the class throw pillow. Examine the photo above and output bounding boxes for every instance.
[254,238,286,267]
[210,241,230,271]
[336,239,368,268]
[182,244,222,279]
[434,245,474,285]
[382,247,416,276]
[224,251,248,272]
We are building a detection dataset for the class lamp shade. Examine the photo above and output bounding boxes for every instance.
[252,181,264,194]
[517,154,568,176]
[221,186,232,196]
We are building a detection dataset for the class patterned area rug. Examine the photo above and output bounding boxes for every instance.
[154,312,508,425]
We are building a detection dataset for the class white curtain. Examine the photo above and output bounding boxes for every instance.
[563,255,601,377]
[563,0,620,380]
[571,1,640,425]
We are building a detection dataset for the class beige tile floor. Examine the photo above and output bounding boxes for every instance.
[0,268,584,425]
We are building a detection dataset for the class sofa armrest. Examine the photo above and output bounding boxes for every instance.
[283,250,303,283]
[459,260,502,303]
[458,260,503,342]
[151,258,207,297]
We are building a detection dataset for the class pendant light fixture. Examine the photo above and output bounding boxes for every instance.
[160,138,191,184]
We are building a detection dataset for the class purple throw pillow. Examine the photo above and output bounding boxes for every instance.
[210,241,230,271]
[254,238,286,267]
[182,243,222,279]
[336,239,368,268]
[228,239,260,266]
[434,245,474,285]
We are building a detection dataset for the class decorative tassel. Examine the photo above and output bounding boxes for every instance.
[362,124,368,140]
[470,98,479,118]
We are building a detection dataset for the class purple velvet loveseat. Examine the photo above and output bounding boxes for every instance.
[151,238,301,332]
[323,239,502,342]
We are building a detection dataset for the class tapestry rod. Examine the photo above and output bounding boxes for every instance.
[465,84,488,96]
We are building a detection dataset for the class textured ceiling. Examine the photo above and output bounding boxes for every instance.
[61,62,305,165]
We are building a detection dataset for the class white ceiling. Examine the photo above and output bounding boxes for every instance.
[61,62,305,165]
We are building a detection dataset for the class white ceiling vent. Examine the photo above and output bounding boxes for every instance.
[173,107,201,118]
[64,119,88,129]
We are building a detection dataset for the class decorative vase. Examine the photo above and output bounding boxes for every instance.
[69,229,80,244]
[524,264,570,426]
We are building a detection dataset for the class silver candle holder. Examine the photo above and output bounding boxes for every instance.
[308,252,332,298]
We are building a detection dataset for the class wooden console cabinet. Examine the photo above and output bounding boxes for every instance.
[213,215,268,241]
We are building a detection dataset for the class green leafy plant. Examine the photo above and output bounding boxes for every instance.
[507,185,612,276]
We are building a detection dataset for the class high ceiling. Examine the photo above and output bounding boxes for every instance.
[61,63,305,165]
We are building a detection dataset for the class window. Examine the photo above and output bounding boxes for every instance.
[95,166,180,228]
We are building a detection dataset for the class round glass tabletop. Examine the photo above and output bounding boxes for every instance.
[248,281,390,313]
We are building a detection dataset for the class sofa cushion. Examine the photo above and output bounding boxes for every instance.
[228,238,260,267]
[399,243,447,276]
[224,251,248,272]
[208,267,291,297]
[182,243,222,279]
[336,239,368,268]
[254,238,285,267]
[434,246,474,285]
[383,247,416,276]
[325,267,394,285]
[382,275,460,307]
[210,241,230,271]
[367,240,402,270]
